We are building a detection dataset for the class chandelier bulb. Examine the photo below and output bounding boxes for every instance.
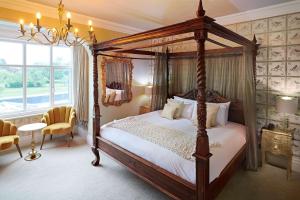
[88,20,92,26]
[36,12,42,19]
[67,12,71,19]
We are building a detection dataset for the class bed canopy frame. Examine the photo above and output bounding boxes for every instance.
[90,1,258,200]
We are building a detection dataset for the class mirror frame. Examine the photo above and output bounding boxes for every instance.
[101,56,133,107]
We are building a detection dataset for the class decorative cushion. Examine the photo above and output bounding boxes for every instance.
[173,96,195,119]
[42,123,72,135]
[161,103,177,120]
[207,102,231,126]
[193,103,220,128]
[167,99,184,119]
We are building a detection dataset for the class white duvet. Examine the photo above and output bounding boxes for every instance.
[101,111,246,184]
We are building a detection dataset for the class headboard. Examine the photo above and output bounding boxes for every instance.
[178,89,245,125]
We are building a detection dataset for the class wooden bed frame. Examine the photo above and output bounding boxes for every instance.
[90,1,258,200]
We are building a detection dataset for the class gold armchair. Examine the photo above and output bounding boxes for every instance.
[0,119,22,157]
[40,106,76,149]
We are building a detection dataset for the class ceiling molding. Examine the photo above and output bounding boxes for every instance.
[215,0,300,25]
[0,0,145,34]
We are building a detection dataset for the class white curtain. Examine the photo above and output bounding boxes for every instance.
[73,46,89,127]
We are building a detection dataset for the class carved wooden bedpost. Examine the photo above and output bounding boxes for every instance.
[91,47,101,166]
[194,1,212,200]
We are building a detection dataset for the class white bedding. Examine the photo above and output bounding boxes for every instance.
[101,111,246,184]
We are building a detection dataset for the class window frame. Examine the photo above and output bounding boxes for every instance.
[0,39,73,118]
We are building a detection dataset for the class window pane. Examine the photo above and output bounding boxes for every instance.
[0,67,23,113]
[26,67,50,109]
[54,68,71,104]
[26,44,50,65]
[0,41,23,65]
[53,46,72,66]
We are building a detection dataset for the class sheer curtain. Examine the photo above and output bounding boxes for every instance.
[166,53,258,170]
[169,58,197,95]
[73,45,89,127]
[206,53,258,170]
[151,52,168,111]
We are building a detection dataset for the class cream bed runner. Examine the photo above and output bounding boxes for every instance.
[107,117,221,160]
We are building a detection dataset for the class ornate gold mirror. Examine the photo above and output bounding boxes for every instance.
[101,57,133,106]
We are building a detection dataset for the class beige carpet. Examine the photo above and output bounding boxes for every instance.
[0,136,299,200]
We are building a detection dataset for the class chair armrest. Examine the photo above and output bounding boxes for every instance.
[69,111,76,128]
[41,113,50,126]
[10,123,17,135]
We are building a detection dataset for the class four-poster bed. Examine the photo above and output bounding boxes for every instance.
[90,1,258,200]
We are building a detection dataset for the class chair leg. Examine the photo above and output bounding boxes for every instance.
[15,144,22,158]
[68,134,71,147]
[70,132,74,139]
[50,134,53,140]
[40,134,46,150]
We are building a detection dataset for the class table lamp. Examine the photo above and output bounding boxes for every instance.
[276,96,298,131]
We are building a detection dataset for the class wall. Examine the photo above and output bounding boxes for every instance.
[221,12,300,172]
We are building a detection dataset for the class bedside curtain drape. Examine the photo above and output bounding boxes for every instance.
[73,46,89,127]
[151,52,168,111]
[158,51,258,170]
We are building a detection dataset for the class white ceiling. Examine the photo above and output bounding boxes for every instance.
[27,0,295,30]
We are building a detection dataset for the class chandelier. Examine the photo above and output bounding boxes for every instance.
[18,0,96,46]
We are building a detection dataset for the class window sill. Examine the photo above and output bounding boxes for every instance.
[0,104,73,120]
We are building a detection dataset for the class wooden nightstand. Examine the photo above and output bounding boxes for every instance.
[139,105,151,115]
[261,128,294,179]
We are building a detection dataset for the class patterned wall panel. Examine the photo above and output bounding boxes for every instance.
[225,12,300,137]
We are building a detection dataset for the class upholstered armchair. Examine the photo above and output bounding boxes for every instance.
[0,119,22,157]
[40,106,76,149]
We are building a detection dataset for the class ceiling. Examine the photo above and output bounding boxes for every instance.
[28,0,295,30]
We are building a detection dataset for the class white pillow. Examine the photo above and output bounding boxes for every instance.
[161,103,177,120]
[173,96,195,119]
[167,99,184,119]
[192,102,231,126]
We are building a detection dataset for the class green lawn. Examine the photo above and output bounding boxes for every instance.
[0,84,68,99]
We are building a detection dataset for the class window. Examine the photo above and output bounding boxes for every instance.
[0,40,73,117]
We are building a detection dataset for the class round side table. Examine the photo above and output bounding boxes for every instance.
[18,123,47,161]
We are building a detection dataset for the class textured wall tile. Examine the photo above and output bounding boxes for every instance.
[268,77,285,91]
[256,76,268,90]
[287,62,300,76]
[256,62,268,76]
[287,45,300,60]
[268,106,281,121]
[269,16,286,32]
[256,33,268,47]
[287,13,300,29]
[252,19,268,34]
[269,31,286,46]
[256,91,267,104]
[237,22,252,35]
[257,48,268,61]
[269,46,286,61]
[287,29,300,45]
[268,62,286,76]
[225,24,237,32]
[286,77,300,92]
[257,104,267,118]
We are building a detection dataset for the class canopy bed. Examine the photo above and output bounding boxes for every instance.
[89,1,259,200]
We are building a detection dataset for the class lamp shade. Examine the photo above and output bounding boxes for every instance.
[145,85,153,96]
[276,96,298,114]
